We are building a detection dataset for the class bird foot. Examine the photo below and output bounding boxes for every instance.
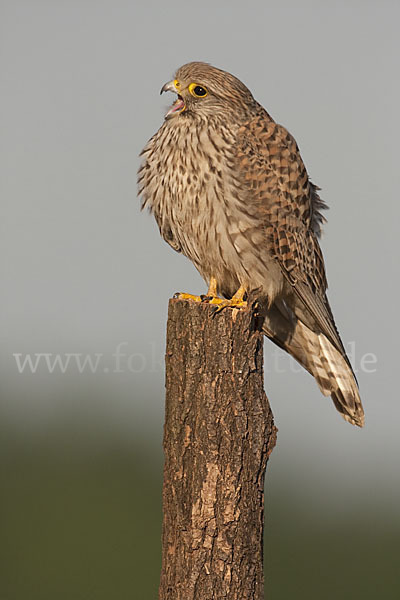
[173,292,247,312]
[208,297,248,313]
[206,284,248,313]
[174,283,248,314]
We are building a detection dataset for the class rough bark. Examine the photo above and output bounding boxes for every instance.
[159,298,276,600]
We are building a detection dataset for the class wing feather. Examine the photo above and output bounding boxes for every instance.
[235,113,346,357]
[235,111,364,426]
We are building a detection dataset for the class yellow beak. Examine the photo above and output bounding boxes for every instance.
[160,79,185,118]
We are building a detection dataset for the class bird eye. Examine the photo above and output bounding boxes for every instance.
[188,83,208,98]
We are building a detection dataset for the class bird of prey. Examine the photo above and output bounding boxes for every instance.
[138,62,364,427]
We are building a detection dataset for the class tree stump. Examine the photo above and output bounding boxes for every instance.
[159,298,276,600]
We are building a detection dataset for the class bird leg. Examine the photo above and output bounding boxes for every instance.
[200,277,220,301]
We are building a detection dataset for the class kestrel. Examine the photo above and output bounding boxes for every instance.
[138,62,364,427]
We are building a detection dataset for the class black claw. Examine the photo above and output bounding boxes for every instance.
[200,294,212,303]
[173,292,181,299]
[210,305,220,319]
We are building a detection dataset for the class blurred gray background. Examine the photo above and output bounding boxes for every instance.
[1,1,399,598]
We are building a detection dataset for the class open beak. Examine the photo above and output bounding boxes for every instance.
[160,80,186,118]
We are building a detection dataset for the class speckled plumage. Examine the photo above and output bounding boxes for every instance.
[138,62,364,427]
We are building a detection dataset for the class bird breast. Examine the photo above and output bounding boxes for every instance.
[139,116,282,299]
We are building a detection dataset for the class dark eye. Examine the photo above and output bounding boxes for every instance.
[194,86,207,96]
[189,83,208,98]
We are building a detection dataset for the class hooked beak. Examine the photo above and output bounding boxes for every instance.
[160,79,186,118]
[160,80,178,95]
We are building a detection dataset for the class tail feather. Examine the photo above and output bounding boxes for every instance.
[262,302,365,427]
[318,334,364,427]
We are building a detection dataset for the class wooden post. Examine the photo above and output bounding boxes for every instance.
[159,298,276,600]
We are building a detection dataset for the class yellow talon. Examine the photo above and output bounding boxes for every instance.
[210,285,248,313]
[175,277,221,304]
[174,293,203,302]
[174,281,248,313]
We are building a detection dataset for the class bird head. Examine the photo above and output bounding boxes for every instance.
[160,62,256,120]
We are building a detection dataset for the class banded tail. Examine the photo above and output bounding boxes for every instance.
[263,301,365,427]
